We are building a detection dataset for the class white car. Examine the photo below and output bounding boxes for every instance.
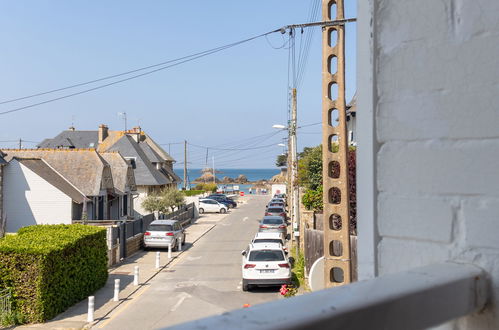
[198,198,228,214]
[251,232,288,253]
[241,242,291,291]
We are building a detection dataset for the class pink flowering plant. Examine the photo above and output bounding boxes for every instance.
[280,284,297,298]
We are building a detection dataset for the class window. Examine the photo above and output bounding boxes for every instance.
[148,224,173,232]
[262,218,284,225]
[123,194,128,216]
[253,239,283,245]
[248,250,285,262]
[268,208,284,213]
[125,157,137,169]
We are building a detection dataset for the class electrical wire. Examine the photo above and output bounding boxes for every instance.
[0,29,281,116]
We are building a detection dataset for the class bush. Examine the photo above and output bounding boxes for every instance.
[0,224,108,324]
[181,190,204,196]
[194,183,217,192]
[302,186,323,211]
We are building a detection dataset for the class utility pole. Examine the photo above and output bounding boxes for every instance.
[183,140,187,190]
[290,88,300,256]
[18,138,22,149]
[322,0,352,287]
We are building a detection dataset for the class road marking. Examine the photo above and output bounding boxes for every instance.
[243,217,249,222]
[170,292,191,312]
[97,283,151,328]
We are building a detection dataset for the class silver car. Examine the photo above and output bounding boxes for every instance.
[143,219,186,251]
[258,216,287,237]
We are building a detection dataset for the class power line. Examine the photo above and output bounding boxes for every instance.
[0,30,280,116]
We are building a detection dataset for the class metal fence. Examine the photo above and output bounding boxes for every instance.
[159,203,195,227]
[0,288,12,317]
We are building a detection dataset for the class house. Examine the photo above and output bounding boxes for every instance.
[346,95,356,145]
[38,125,181,216]
[0,152,6,234]
[0,148,136,232]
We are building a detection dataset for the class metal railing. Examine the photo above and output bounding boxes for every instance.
[165,262,488,330]
[0,288,12,317]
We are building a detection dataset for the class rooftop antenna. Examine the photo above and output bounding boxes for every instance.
[117,112,127,131]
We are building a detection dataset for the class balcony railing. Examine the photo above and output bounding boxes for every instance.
[166,262,487,330]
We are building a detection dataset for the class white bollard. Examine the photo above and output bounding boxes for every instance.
[113,279,120,302]
[178,239,182,252]
[87,296,95,322]
[168,243,172,259]
[134,266,139,286]
[155,251,161,269]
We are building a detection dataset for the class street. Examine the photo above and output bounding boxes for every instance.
[95,195,281,329]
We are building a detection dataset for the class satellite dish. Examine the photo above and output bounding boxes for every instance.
[308,256,325,292]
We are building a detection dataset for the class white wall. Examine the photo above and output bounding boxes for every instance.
[4,160,72,232]
[361,0,499,328]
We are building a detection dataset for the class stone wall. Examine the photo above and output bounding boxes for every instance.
[359,0,499,328]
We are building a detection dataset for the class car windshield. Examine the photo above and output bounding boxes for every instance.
[254,239,282,244]
[262,218,283,225]
[248,250,285,261]
[267,208,284,213]
[148,224,173,231]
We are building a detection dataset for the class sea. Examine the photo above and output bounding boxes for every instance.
[173,168,280,193]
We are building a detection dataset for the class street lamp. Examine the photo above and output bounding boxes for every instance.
[272,124,287,130]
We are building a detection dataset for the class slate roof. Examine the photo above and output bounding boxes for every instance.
[1,149,112,196]
[37,131,99,149]
[100,152,136,194]
[138,142,163,163]
[143,133,175,162]
[346,94,357,116]
[0,152,6,165]
[107,136,171,186]
[15,158,87,203]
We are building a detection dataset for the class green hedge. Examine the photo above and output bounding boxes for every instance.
[181,190,205,196]
[0,224,108,324]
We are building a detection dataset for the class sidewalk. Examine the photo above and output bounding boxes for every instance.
[17,212,230,330]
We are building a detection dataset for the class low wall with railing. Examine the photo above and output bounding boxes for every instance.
[166,262,488,330]
[74,202,196,266]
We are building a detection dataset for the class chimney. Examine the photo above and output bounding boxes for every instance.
[68,126,75,131]
[98,124,109,144]
[130,126,141,143]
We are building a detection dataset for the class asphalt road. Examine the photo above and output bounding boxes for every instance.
[97,195,281,330]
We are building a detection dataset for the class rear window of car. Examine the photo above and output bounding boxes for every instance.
[268,208,284,213]
[262,218,284,225]
[254,239,283,245]
[148,224,173,231]
[248,250,285,261]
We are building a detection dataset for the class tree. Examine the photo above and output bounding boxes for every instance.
[141,193,168,216]
[275,153,287,167]
[298,145,322,190]
[163,188,186,212]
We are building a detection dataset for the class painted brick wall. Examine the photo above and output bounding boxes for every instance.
[373,0,499,328]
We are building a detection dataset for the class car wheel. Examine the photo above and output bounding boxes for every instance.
[242,280,249,292]
[220,208,227,214]
[199,208,204,214]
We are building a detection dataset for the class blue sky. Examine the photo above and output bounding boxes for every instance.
[0,0,356,168]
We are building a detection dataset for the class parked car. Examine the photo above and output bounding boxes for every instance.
[258,216,287,237]
[199,198,228,214]
[241,242,291,291]
[271,197,287,206]
[207,195,237,208]
[265,206,287,219]
[274,193,286,199]
[143,219,186,250]
[266,201,285,210]
[251,232,288,253]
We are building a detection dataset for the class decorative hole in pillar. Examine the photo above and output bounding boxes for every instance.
[329,2,337,20]
[328,28,338,48]
[329,187,341,204]
[329,160,340,179]
[329,214,342,230]
[328,55,338,75]
[330,267,344,283]
[329,240,343,257]
[328,82,338,101]
[328,134,339,153]
[329,108,339,127]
